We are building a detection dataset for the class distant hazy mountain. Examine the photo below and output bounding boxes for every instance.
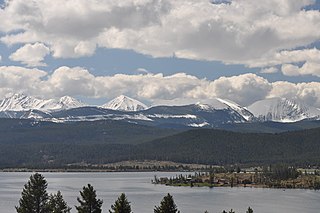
[0,93,85,112]
[248,98,320,122]
[101,95,148,111]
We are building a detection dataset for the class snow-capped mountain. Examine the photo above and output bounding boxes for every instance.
[1,94,320,128]
[42,96,85,111]
[0,93,45,111]
[102,95,148,111]
[248,98,320,122]
[0,93,85,112]
[195,98,254,121]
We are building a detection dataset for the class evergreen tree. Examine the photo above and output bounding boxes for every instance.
[48,191,71,213]
[75,184,103,213]
[16,173,49,213]
[109,193,132,213]
[246,207,253,213]
[154,193,179,213]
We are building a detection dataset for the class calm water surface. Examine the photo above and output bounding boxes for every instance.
[0,172,319,213]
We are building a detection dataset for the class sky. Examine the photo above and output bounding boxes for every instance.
[0,0,320,107]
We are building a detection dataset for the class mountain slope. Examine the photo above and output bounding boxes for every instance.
[248,98,320,122]
[102,95,148,111]
[0,94,46,111]
[207,98,254,121]
[0,94,85,112]
[0,118,179,145]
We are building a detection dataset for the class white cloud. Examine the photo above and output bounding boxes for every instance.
[247,48,320,68]
[1,65,320,108]
[260,67,279,74]
[269,81,320,107]
[0,66,47,97]
[205,74,272,106]
[9,43,50,67]
[136,68,150,74]
[0,0,320,74]
[281,62,320,77]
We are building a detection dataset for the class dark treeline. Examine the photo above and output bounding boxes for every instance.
[16,173,253,213]
[1,127,320,168]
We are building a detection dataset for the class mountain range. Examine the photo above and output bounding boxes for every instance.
[0,93,319,129]
[1,93,320,168]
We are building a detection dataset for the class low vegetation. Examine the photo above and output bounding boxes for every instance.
[153,164,320,190]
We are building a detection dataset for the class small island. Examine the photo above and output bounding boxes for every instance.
[153,164,320,190]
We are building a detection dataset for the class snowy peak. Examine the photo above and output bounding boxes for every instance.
[216,98,255,121]
[248,98,320,122]
[57,96,85,109]
[0,94,85,112]
[102,95,148,111]
[195,98,254,121]
[0,93,44,111]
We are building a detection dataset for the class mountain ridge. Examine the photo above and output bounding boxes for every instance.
[248,97,320,122]
[0,94,319,127]
[0,93,84,112]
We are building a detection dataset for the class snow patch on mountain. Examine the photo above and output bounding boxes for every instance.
[195,98,254,121]
[216,98,254,121]
[41,96,85,111]
[248,98,320,122]
[0,94,85,112]
[102,95,148,111]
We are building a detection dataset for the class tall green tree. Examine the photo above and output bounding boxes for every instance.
[16,173,49,213]
[154,193,179,213]
[48,191,71,213]
[109,193,132,213]
[75,184,103,213]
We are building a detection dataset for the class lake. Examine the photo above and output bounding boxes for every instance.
[0,172,319,213]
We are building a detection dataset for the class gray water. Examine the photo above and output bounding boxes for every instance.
[0,172,319,213]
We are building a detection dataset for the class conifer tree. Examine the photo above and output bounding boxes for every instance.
[109,193,132,213]
[16,173,49,213]
[246,207,253,213]
[48,191,71,213]
[154,193,179,213]
[75,184,103,213]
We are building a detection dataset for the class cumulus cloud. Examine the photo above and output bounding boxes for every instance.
[0,0,320,75]
[9,43,50,67]
[0,66,47,97]
[269,81,320,107]
[205,74,272,106]
[1,65,320,108]
[281,62,320,77]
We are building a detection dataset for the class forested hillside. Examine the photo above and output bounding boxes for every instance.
[0,119,320,168]
[0,118,179,145]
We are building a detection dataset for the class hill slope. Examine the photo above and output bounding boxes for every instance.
[0,123,320,168]
[136,128,320,165]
